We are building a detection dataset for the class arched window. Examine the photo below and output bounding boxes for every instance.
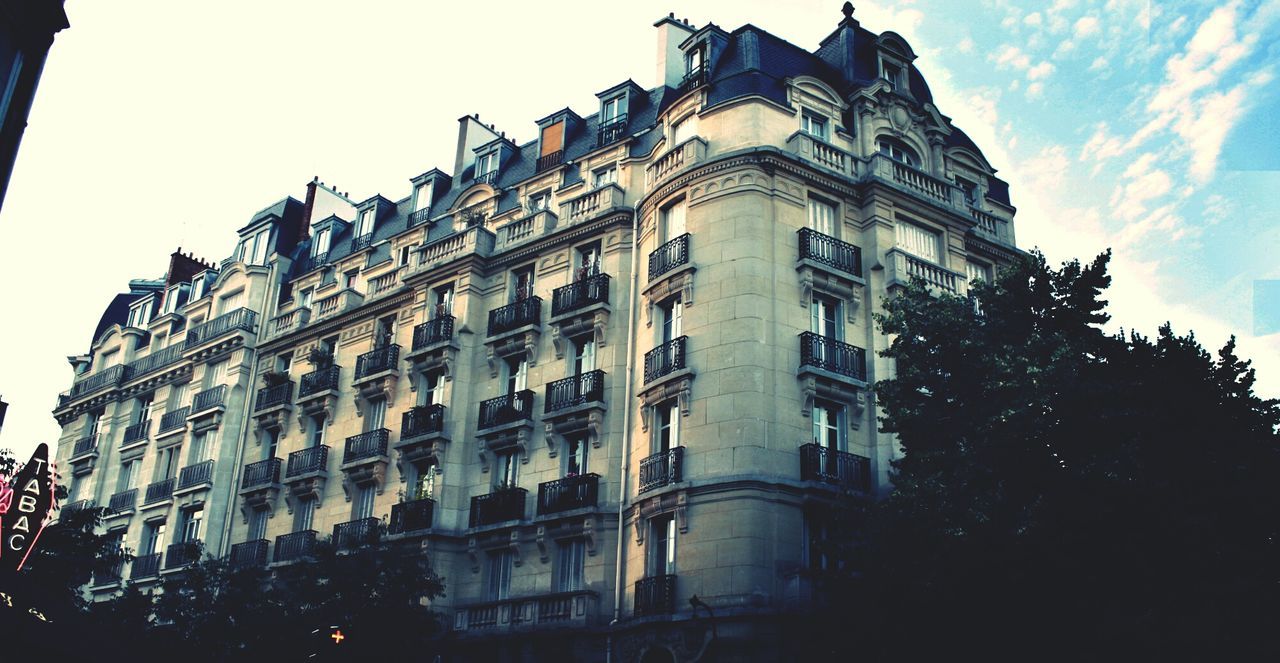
[876,138,920,168]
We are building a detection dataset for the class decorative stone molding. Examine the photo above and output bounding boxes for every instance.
[535,525,549,563]
[641,264,696,328]
[238,485,279,524]
[352,373,397,417]
[799,374,867,430]
[340,462,388,502]
[638,375,693,432]
[548,307,610,359]
[296,390,338,431]
[543,410,604,458]
[484,330,540,378]
[477,426,532,472]
[632,489,690,545]
[283,475,325,516]
[797,263,864,322]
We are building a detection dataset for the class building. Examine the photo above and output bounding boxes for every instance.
[0,0,69,211]
[51,5,1018,660]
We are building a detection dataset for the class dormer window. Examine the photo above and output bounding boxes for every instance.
[601,97,623,125]
[190,271,213,302]
[686,46,704,76]
[475,152,499,182]
[413,182,433,214]
[312,227,331,257]
[881,60,906,91]
[239,226,272,266]
[956,177,979,206]
[877,139,919,168]
[127,297,155,329]
[537,121,566,172]
[352,208,376,251]
[672,114,698,146]
[161,283,189,316]
[801,112,829,141]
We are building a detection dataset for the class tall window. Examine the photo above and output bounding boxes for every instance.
[356,208,375,238]
[576,243,601,278]
[572,335,596,376]
[895,221,942,263]
[414,182,433,213]
[812,400,843,451]
[375,314,395,348]
[807,197,836,235]
[512,266,535,301]
[167,382,189,411]
[399,244,417,266]
[661,199,687,241]
[312,228,331,256]
[541,121,566,158]
[660,298,683,344]
[648,514,676,576]
[188,430,213,464]
[686,46,704,75]
[882,61,905,90]
[240,227,271,266]
[527,191,550,212]
[556,539,587,592]
[505,356,527,395]
[118,459,138,491]
[410,464,435,501]
[156,445,181,480]
[420,370,442,407]
[264,428,280,461]
[352,484,375,520]
[434,283,454,316]
[654,400,679,453]
[877,139,919,168]
[801,112,829,140]
[592,166,618,188]
[299,287,314,309]
[204,359,227,389]
[365,397,387,432]
[127,297,154,329]
[956,177,979,206]
[180,506,203,543]
[494,450,519,489]
[142,521,166,556]
[485,549,513,601]
[671,115,698,146]
[565,435,588,477]
[294,497,315,532]
[310,414,326,448]
[601,97,623,124]
[966,260,993,284]
[476,151,498,178]
[248,507,269,541]
[134,395,153,425]
[810,295,840,339]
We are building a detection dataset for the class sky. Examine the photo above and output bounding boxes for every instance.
[1,0,1277,461]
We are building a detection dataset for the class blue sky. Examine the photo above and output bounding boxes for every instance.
[0,0,1277,459]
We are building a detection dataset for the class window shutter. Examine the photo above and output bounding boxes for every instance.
[540,121,565,156]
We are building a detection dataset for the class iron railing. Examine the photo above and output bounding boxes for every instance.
[191,385,226,413]
[551,273,610,316]
[298,252,329,274]
[158,407,189,433]
[355,345,400,379]
[299,365,341,396]
[255,381,293,411]
[333,517,381,549]
[132,553,162,579]
[478,390,535,429]
[273,530,317,562]
[474,170,497,186]
[285,445,329,477]
[544,370,605,413]
[487,297,542,336]
[229,539,269,569]
[799,443,872,492]
[165,541,201,569]
[350,232,374,252]
[469,488,527,527]
[536,151,564,172]
[344,429,389,464]
[634,574,677,616]
[537,473,600,515]
[401,404,446,439]
[122,420,150,444]
[72,435,98,457]
[185,308,257,349]
[177,460,214,489]
[125,345,183,381]
[648,233,690,281]
[597,114,629,146]
[798,227,862,277]
[408,208,432,227]
[241,457,281,488]
[639,447,683,493]
[676,65,706,95]
[108,489,137,513]
[389,498,435,534]
[144,478,175,504]
[798,332,867,381]
[412,316,454,350]
[643,336,687,383]
[69,365,128,399]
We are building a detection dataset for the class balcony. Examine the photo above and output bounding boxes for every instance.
[645,137,706,189]
[191,385,226,414]
[786,131,853,176]
[551,274,610,317]
[108,488,137,514]
[487,297,542,337]
[269,305,310,338]
[412,226,496,275]
[71,435,98,460]
[884,248,964,294]
[562,183,624,224]
[469,487,528,527]
[184,307,257,351]
[389,498,435,534]
[299,365,340,397]
[332,517,381,550]
[242,457,282,489]
[230,539,269,569]
[350,232,374,253]
[799,332,866,382]
[412,316,454,350]
[125,345,184,382]
[355,345,399,380]
[644,336,687,384]
[343,429,389,464]
[970,206,1014,245]
[864,153,964,210]
[798,228,862,278]
[176,459,214,492]
[61,499,95,516]
[634,574,677,616]
[478,390,535,430]
[68,364,128,401]
[408,207,432,227]
[165,541,201,570]
[474,170,497,186]
[401,404,445,441]
[454,591,599,632]
[92,561,124,587]
[255,381,293,412]
[132,552,162,579]
[597,114,629,146]
[536,150,564,172]
[544,370,605,414]
[536,473,600,515]
[799,443,872,493]
[395,405,448,473]
[121,420,150,447]
[297,251,329,274]
[639,447,683,493]
[158,406,189,436]
[648,233,690,282]
[497,210,557,250]
[286,445,329,478]
[273,530,317,563]
[313,289,364,322]
[144,477,175,505]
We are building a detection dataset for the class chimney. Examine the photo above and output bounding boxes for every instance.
[299,176,318,243]
[454,114,503,178]
[817,2,861,83]
[654,13,696,89]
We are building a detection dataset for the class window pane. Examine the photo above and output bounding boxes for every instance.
[895,222,941,263]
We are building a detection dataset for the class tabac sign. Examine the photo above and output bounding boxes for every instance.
[0,444,55,576]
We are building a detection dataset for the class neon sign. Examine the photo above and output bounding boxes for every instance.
[0,444,55,575]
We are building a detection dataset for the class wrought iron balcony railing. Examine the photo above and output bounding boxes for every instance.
[469,487,527,527]
[597,114,629,146]
[401,404,445,440]
[634,574,677,616]
[273,530,317,562]
[185,307,257,349]
[537,473,600,515]
[799,443,872,492]
[241,457,281,489]
[298,251,329,274]
[644,336,687,383]
[487,297,542,336]
[544,370,605,413]
[333,517,381,549]
[132,552,162,579]
[122,420,150,444]
[158,407,189,433]
[677,65,706,96]
[144,478,175,504]
[69,365,128,399]
[389,497,435,534]
[408,208,432,227]
[536,150,564,172]
[125,345,183,381]
[285,445,329,477]
[474,170,497,186]
[798,227,862,278]
[648,233,690,281]
[639,447,683,493]
[478,390,535,429]
[165,541,201,569]
[299,365,341,397]
[551,273,610,316]
[72,435,98,457]
[177,460,214,489]
[412,316,454,350]
[350,232,374,252]
[108,489,137,513]
[355,344,399,379]
[255,381,293,411]
[229,539,269,569]
[344,429,389,464]
[191,385,226,413]
[798,332,867,381]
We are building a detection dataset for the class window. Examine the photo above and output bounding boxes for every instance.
[811,295,840,340]
[293,497,315,532]
[648,514,676,576]
[190,273,210,302]
[264,428,279,461]
[601,97,623,124]
[807,197,836,236]
[812,400,843,451]
[485,549,513,601]
[654,400,679,453]
[895,221,942,263]
[365,397,387,432]
[882,61,905,90]
[661,199,687,241]
[565,434,588,477]
[180,506,203,543]
[188,430,212,464]
[356,208,375,238]
[399,244,417,266]
[556,539,587,592]
[592,166,618,188]
[118,459,138,491]
[240,227,272,266]
[375,314,395,349]
[576,242,601,279]
[420,370,442,407]
[433,283,454,316]
[966,260,993,284]
[352,483,375,520]
[248,507,269,541]
[956,177,979,206]
[85,410,102,440]
[686,46,704,75]
[276,353,292,374]
[801,112,829,140]
[409,464,435,501]
[671,115,698,145]
[505,356,528,395]
[476,151,498,178]
[527,191,551,212]
[494,450,519,489]
[659,298,683,343]
[299,287,314,309]
[127,297,154,329]
[156,445,182,480]
[414,182,433,213]
[167,382,189,410]
[344,270,358,290]
[142,521,166,556]
[134,395,153,425]
[877,139,919,168]
[161,283,189,315]
[312,228,331,256]
[572,335,596,375]
[540,121,565,158]
[511,266,535,301]
[204,359,226,389]
[806,512,835,571]
[310,414,326,448]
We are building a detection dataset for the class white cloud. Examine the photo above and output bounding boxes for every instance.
[1026,81,1044,98]
[1174,85,1249,182]
[1074,16,1101,39]
[993,44,1032,70]
[1027,61,1056,80]
[1024,12,1043,27]
[957,37,975,54]
[1088,56,1109,72]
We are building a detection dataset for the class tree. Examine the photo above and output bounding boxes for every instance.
[810,252,1280,662]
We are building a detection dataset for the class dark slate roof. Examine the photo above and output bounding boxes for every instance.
[91,293,141,348]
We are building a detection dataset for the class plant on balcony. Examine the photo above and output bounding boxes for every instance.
[260,370,291,387]
[307,347,334,368]
[459,207,486,228]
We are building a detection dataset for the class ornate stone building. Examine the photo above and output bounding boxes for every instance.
[52,5,1018,660]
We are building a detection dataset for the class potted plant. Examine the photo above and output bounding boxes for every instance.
[261,370,291,387]
[307,346,334,368]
